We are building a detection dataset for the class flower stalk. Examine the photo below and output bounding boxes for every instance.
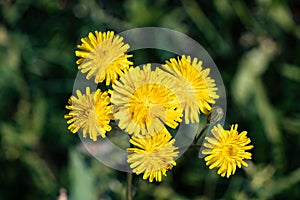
[126,172,133,200]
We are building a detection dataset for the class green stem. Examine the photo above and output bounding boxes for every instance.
[177,122,210,152]
[192,122,210,145]
[126,172,133,200]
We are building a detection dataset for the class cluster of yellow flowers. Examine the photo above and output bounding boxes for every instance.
[65,31,253,182]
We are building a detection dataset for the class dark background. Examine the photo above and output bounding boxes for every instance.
[0,0,300,199]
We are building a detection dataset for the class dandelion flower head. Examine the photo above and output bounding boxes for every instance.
[75,31,133,85]
[127,128,179,182]
[202,124,254,178]
[110,64,182,136]
[64,87,113,141]
[163,55,219,124]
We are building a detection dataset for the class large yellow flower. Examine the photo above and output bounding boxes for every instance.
[162,55,219,124]
[64,87,113,141]
[127,128,179,182]
[75,31,132,85]
[202,124,254,178]
[110,64,182,136]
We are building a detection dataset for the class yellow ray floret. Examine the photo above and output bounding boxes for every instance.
[110,64,182,136]
[162,55,219,124]
[64,87,113,141]
[127,129,179,182]
[76,31,132,85]
[202,124,254,178]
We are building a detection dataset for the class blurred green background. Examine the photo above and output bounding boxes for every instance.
[1,0,300,199]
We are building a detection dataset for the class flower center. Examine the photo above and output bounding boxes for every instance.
[129,84,167,125]
[85,105,96,117]
[91,37,125,75]
[222,144,238,157]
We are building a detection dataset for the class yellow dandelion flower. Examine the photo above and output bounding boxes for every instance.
[127,128,179,182]
[110,64,182,136]
[64,87,113,141]
[75,31,133,85]
[162,55,219,124]
[202,124,254,178]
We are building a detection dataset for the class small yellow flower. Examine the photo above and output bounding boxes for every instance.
[202,124,254,178]
[162,55,219,124]
[64,87,113,141]
[75,31,132,85]
[110,64,182,136]
[127,129,179,182]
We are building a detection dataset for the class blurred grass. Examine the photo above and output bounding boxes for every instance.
[0,0,300,199]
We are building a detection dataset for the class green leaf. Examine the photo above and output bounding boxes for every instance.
[69,149,95,200]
